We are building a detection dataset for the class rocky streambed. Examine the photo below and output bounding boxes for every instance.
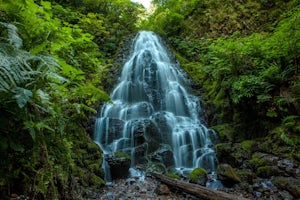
[97,173,199,200]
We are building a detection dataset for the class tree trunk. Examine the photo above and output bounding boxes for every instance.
[150,172,249,200]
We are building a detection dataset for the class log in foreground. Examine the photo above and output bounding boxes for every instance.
[150,172,249,200]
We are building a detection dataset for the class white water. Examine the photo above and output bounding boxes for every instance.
[94,31,217,179]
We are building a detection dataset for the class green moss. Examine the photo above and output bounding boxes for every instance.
[89,174,105,187]
[87,142,101,154]
[146,162,166,174]
[115,151,130,159]
[211,123,235,142]
[249,154,268,170]
[189,168,207,182]
[240,140,256,154]
[215,143,232,157]
[256,166,276,178]
[217,164,241,183]
[235,169,256,183]
[88,162,103,175]
[165,173,181,180]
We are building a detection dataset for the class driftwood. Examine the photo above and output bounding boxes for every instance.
[150,172,249,200]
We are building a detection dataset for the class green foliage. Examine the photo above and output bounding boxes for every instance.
[0,0,140,197]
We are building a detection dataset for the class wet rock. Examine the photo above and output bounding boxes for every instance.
[273,176,300,198]
[97,118,125,145]
[151,112,173,144]
[133,144,148,164]
[277,158,300,177]
[107,156,131,179]
[149,144,175,167]
[154,184,170,195]
[217,164,241,187]
[131,119,161,153]
[278,190,295,200]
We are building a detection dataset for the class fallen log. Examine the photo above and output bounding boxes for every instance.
[150,172,249,200]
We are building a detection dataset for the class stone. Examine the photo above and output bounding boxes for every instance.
[149,144,175,167]
[154,184,170,195]
[217,164,241,187]
[215,143,238,167]
[107,155,131,179]
[189,167,208,186]
[273,176,300,198]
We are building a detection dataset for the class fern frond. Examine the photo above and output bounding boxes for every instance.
[0,22,22,48]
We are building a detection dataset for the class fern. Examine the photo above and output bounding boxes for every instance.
[0,22,22,48]
[0,22,61,108]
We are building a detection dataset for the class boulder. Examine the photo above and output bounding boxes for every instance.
[149,144,174,167]
[217,164,241,187]
[273,176,300,198]
[189,167,208,186]
[107,154,131,179]
[154,184,170,195]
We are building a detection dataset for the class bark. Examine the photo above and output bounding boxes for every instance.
[150,172,249,200]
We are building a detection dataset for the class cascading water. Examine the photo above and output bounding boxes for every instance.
[94,31,218,180]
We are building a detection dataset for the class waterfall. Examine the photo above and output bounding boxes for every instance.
[94,31,218,178]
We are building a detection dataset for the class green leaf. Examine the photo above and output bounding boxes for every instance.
[10,141,24,152]
[36,89,50,105]
[12,87,33,108]
[24,121,36,141]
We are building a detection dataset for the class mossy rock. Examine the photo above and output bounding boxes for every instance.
[115,151,130,159]
[273,176,300,198]
[88,162,104,176]
[239,140,256,155]
[146,162,166,174]
[107,156,131,179]
[256,166,279,178]
[235,169,256,184]
[217,164,241,187]
[215,143,238,166]
[189,168,207,186]
[249,153,270,170]
[165,173,180,180]
[89,174,105,187]
[87,142,101,154]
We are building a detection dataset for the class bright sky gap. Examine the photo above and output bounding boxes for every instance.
[131,0,152,9]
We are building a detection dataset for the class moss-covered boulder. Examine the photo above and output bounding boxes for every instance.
[257,166,280,178]
[189,168,208,186]
[107,152,131,179]
[217,164,241,187]
[235,169,257,184]
[273,177,300,198]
